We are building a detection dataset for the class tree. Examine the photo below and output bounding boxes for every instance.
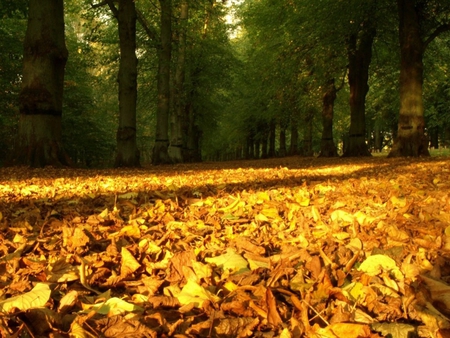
[389,0,450,157]
[106,0,140,167]
[343,16,375,157]
[152,0,173,164]
[15,0,70,167]
[168,0,188,163]
[319,79,339,157]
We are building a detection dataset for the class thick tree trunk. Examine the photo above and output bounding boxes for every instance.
[114,0,140,167]
[319,79,338,157]
[15,0,70,167]
[388,0,429,157]
[343,22,375,157]
[169,0,188,163]
[152,0,172,164]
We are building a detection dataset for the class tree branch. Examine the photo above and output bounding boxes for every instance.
[136,8,159,46]
[424,23,450,50]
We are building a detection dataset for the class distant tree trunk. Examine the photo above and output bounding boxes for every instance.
[389,0,429,157]
[289,117,299,155]
[279,121,287,157]
[374,124,383,152]
[268,119,276,157]
[301,108,314,156]
[152,0,172,164]
[185,102,202,162]
[247,131,255,159]
[429,127,438,149]
[343,21,375,157]
[15,0,70,167]
[319,79,338,157]
[169,0,188,163]
[260,121,269,158]
[108,0,140,167]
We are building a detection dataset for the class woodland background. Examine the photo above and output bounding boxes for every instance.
[1,0,450,168]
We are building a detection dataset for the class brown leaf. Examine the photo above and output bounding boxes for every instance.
[266,288,283,327]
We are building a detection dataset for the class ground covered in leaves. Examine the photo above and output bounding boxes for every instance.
[1,156,450,338]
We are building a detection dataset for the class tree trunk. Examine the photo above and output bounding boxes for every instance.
[260,121,269,159]
[429,127,439,149]
[268,119,276,157]
[114,0,140,167]
[343,22,375,157]
[169,0,188,163]
[279,122,287,157]
[319,78,338,157]
[15,0,70,167]
[152,0,172,164]
[301,108,314,157]
[388,0,429,157]
[289,117,299,155]
[374,124,383,152]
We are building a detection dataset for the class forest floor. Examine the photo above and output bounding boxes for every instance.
[1,156,450,337]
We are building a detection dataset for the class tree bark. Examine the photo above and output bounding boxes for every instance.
[152,0,172,164]
[319,79,338,157]
[169,0,188,163]
[15,0,70,167]
[388,0,429,157]
[343,21,375,157]
[113,0,140,167]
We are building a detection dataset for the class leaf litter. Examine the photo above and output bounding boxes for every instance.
[1,156,450,337]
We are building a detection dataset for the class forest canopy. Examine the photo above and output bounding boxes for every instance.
[1,0,450,167]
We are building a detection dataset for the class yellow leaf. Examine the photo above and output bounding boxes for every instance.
[261,207,279,219]
[330,209,354,225]
[255,213,269,222]
[342,282,366,302]
[118,224,141,238]
[333,232,350,240]
[177,280,220,307]
[358,254,403,280]
[120,247,141,277]
[390,196,406,208]
[256,191,270,203]
[99,208,109,219]
[218,195,240,212]
[223,281,238,292]
[0,283,51,313]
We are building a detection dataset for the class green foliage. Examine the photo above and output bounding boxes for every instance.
[0,14,25,164]
[58,1,118,167]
